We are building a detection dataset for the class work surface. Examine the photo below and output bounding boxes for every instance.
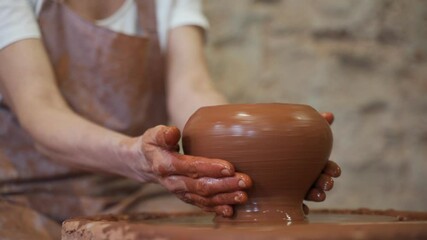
[62,208,427,240]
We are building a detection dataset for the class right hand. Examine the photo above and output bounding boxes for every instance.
[124,125,253,217]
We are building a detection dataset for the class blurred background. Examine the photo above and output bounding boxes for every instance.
[202,0,427,211]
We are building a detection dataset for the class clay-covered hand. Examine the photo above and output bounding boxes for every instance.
[133,125,252,217]
[304,112,341,204]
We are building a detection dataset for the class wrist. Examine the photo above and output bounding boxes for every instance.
[116,135,154,183]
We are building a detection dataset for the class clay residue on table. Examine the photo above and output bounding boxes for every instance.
[62,208,427,240]
[312,208,427,221]
[0,201,60,240]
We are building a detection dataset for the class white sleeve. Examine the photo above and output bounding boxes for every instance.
[169,0,209,30]
[0,0,41,50]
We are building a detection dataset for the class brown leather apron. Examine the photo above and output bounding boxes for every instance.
[0,0,183,238]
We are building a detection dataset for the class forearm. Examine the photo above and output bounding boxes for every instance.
[0,39,142,180]
[168,69,227,130]
[166,26,227,130]
[24,103,138,178]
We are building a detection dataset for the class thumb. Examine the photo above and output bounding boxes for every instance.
[321,112,334,125]
[149,125,181,149]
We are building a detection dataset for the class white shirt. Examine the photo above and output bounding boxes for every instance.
[0,0,209,51]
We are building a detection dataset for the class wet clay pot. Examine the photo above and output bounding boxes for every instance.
[182,103,333,223]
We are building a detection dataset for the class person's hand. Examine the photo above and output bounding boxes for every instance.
[303,112,341,213]
[130,125,252,217]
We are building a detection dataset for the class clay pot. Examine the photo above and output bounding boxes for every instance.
[182,103,333,223]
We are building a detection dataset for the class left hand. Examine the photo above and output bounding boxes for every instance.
[136,125,252,217]
[303,112,341,213]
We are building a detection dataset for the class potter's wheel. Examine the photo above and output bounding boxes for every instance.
[62,209,427,240]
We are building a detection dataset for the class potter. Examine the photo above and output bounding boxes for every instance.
[183,103,333,223]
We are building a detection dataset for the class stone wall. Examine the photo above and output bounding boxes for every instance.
[203,0,427,211]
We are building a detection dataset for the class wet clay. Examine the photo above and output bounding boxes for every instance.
[182,103,332,223]
[0,201,60,240]
[61,209,427,240]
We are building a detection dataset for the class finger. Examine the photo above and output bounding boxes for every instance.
[183,202,233,218]
[170,153,236,178]
[183,191,248,207]
[201,205,233,217]
[143,125,181,150]
[303,203,310,215]
[314,173,334,191]
[305,188,326,202]
[323,160,341,178]
[321,112,334,125]
[214,205,234,217]
[174,193,233,216]
[184,172,252,197]
[163,172,252,197]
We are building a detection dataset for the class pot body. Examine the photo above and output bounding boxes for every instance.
[182,103,332,223]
